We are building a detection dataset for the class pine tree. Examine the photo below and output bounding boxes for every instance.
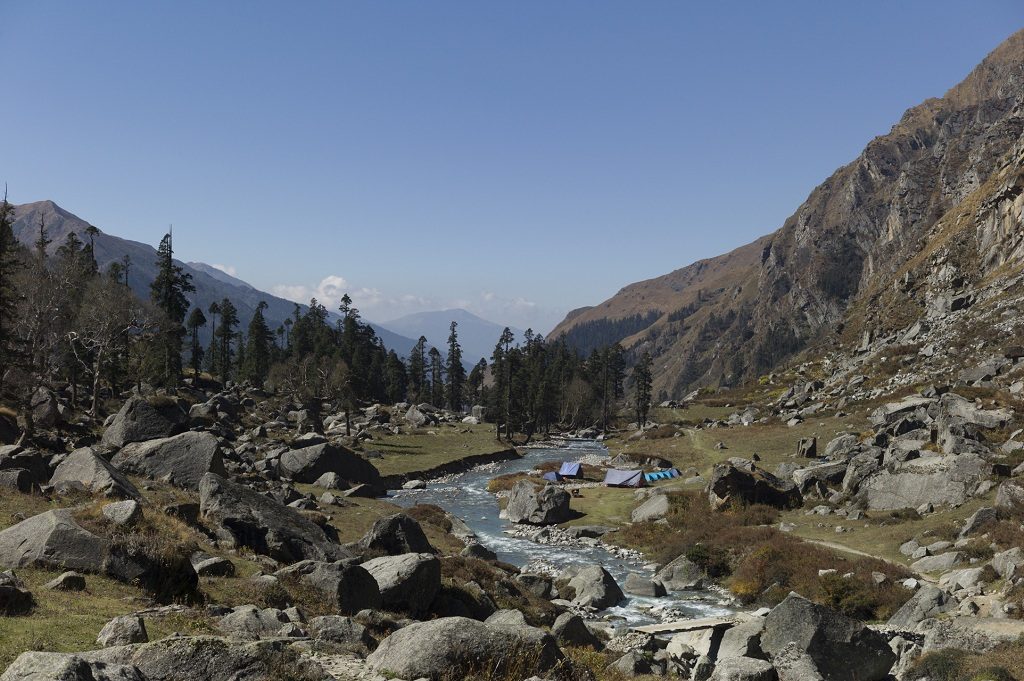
[215,298,238,384]
[445,321,466,412]
[633,352,653,427]
[186,307,207,379]
[0,192,22,387]
[34,214,51,257]
[408,336,427,402]
[205,301,220,374]
[384,350,407,403]
[242,301,273,387]
[148,233,195,385]
[467,358,487,407]
[428,346,444,407]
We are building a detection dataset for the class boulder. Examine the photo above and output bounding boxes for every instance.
[275,559,381,614]
[607,651,653,676]
[708,462,801,510]
[367,616,562,680]
[551,612,601,649]
[857,454,989,510]
[0,468,33,493]
[992,547,1024,580]
[49,448,142,500]
[43,571,86,591]
[101,395,184,448]
[191,554,235,577]
[403,479,427,490]
[198,473,349,564]
[461,543,497,561]
[361,552,440,617]
[655,553,706,590]
[792,461,847,495]
[486,609,528,627]
[356,513,434,555]
[623,573,666,597]
[102,538,199,604]
[218,605,289,640]
[709,657,776,681]
[760,593,895,681]
[568,565,624,609]
[97,615,148,647]
[278,443,382,489]
[0,509,106,573]
[102,500,142,527]
[30,387,63,429]
[718,619,766,659]
[0,572,33,616]
[631,494,670,523]
[506,481,571,524]
[796,437,817,458]
[308,615,374,647]
[112,431,226,491]
[911,552,963,573]
[403,406,431,428]
[995,479,1024,513]
[959,506,997,537]
[887,585,952,628]
[0,652,146,681]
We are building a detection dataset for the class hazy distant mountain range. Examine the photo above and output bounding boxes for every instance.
[9,201,516,360]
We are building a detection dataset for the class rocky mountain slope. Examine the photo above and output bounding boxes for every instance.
[9,201,418,354]
[551,29,1024,400]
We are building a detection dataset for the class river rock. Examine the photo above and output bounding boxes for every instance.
[761,593,895,681]
[367,616,562,680]
[361,552,440,617]
[568,565,624,609]
[49,448,142,500]
[198,473,350,564]
[356,513,434,555]
[101,395,185,448]
[624,573,666,597]
[655,553,706,590]
[506,481,571,524]
[0,509,107,573]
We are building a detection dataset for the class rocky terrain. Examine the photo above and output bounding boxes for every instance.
[550,29,1024,401]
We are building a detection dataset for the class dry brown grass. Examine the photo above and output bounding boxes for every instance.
[909,640,1024,681]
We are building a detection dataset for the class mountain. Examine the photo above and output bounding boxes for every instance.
[381,308,523,365]
[8,201,418,355]
[550,28,1024,399]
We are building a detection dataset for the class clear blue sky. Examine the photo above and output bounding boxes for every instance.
[2,2,1021,333]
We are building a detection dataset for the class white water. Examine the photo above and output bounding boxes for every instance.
[388,439,735,626]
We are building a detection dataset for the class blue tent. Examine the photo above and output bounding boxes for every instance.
[542,471,561,482]
[604,469,646,488]
[558,462,582,478]
[644,468,682,483]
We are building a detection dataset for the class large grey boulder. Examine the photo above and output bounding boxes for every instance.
[275,559,381,614]
[49,448,142,500]
[760,593,895,681]
[0,510,106,573]
[0,651,146,681]
[792,461,847,495]
[631,494,670,522]
[101,395,184,449]
[551,612,601,649]
[707,462,801,510]
[308,615,374,647]
[112,431,226,491]
[995,479,1024,512]
[568,565,624,609]
[624,572,666,597]
[856,454,990,510]
[708,657,776,681]
[218,605,289,640]
[79,635,326,681]
[356,513,434,555]
[278,443,381,487]
[718,619,766,660]
[361,552,440,617]
[506,481,571,524]
[198,473,349,564]
[30,387,64,429]
[367,616,562,680]
[97,615,148,647]
[887,585,952,628]
[911,552,963,573]
[0,572,33,616]
[655,553,706,590]
[992,547,1024,580]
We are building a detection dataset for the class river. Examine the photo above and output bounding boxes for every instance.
[388,438,735,627]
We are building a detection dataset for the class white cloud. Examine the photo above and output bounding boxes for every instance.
[211,263,238,277]
[272,275,566,333]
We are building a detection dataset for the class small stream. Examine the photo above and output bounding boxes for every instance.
[388,439,735,627]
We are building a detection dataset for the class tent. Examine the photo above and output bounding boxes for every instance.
[558,462,582,479]
[644,468,681,483]
[604,469,646,488]
[542,471,561,482]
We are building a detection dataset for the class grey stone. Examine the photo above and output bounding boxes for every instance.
[911,552,963,573]
[0,510,107,573]
[655,553,706,590]
[278,443,382,487]
[992,547,1024,580]
[718,619,765,660]
[101,500,142,527]
[275,559,381,615]
[356,513,434,555]
[97,615,148,647]
[551,612,601,649]
[631,494,670,522]
[112,431,226,491]
[506,481,572,525]
[485,609,528,627]
[761,593,895,681]
[43,571,86,591]
[623,573,667,597]
[101,395,184,448]
[709,657,776,681]
[568,565,624,609]
[0,651,145,681]
[887,585,952,628]
[0,468,33,493]
[308,615,374,647]
[708,462,801,509]
[361,552,440,617]
[218,605,288,640]
[198,473,349,564]
[367,616,562,680]
[959,506,997,537]
[50,449,141,500]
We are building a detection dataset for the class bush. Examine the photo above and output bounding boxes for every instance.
[889,508,922,522]
[405,504,453,532]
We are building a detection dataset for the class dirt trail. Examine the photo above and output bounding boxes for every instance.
[803,538,937,584]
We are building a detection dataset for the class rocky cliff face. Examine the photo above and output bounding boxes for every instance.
[551,29,1024,398]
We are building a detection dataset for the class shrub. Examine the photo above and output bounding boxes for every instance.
[889,508,922,522]
[405,504,453,532]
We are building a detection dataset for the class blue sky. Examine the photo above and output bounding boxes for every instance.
[2,2,1021,333]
